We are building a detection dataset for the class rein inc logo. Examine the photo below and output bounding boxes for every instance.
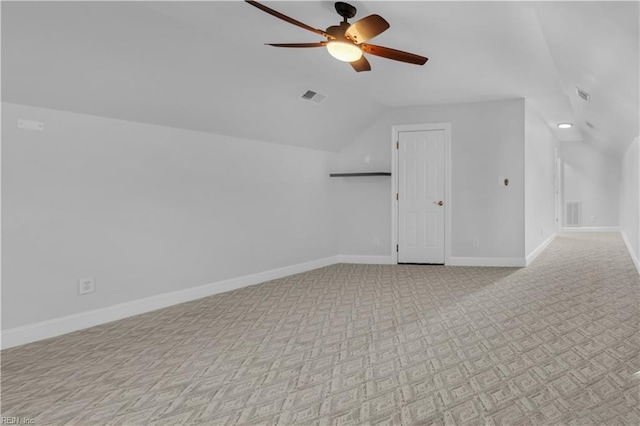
[1,418,34,425]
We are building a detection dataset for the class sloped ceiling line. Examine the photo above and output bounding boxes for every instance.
[2,1,637,156]
[531,1,639,159]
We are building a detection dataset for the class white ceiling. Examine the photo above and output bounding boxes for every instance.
[2,1,638,156]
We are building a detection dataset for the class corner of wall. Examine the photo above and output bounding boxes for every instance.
[621,231,640,275]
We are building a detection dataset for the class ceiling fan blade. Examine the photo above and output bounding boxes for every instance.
[345,15,390,44]
[267,42,326,48]
[350,55,371,72]
[362,44,428,65]
[245,1,332,39]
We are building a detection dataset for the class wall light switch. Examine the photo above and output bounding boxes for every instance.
[18,119,44,131]
[364,155,370,164]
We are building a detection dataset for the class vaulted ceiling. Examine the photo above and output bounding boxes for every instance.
[2,1,638,157]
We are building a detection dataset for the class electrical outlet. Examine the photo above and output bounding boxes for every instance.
[473,237,479,248]
[373,237,380,246]
[78,277,95,295]
[364,155,370,164]
[591,215,595,223]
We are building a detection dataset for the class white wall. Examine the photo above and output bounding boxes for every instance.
[524,103,558,257]
[334,99,526,262]
[2,102,337,330]
[620,137,639,271]
[561,142,620,228]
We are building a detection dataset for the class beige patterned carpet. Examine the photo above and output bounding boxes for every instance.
[2,233,640,425]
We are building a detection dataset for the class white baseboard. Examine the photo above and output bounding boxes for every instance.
[1,256,339,350]
[621,231,640,275]
[447,257,526,267]
[337,255,395,265]
[526,233,557,266]
[338,255,529,267]
[562,226,621,233]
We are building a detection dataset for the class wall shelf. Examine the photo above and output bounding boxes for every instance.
[329,172,391,177]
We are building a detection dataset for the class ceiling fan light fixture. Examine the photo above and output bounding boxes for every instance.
[326,41,362,62]
[557,123,573,129]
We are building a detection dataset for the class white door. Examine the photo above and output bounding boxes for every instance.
[398,129,445,263]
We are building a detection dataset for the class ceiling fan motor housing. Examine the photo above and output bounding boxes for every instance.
[326,22,352,42]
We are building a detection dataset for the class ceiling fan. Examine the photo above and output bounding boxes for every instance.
[245,0,428,72]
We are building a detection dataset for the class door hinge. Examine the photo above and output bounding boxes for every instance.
[396,141,399,149]
[396,244,399,252]
[396,193,399,201]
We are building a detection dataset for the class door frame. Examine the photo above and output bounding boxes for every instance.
[555,148,562,232]
[391,123,452,264]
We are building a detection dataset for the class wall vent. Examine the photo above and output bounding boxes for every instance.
[565,200,581,227]
[301,90,326,104]
[576,87,590,102]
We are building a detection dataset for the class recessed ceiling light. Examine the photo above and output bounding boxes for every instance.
[557,123,572,129]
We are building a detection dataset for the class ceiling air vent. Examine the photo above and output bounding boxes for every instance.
[576,87,590,102]
[300,90,326,104]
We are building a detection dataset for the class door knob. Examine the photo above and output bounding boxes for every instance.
[433,200,444,206]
